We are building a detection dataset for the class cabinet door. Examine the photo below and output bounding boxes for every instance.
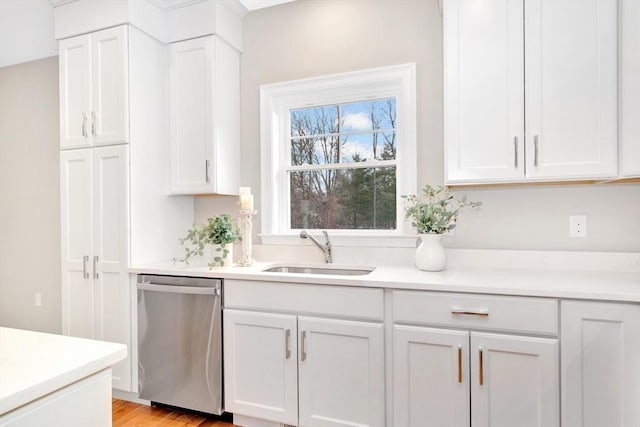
[393,325,469,427]
[223,310,298,425]
[169,37,213,194]
[93,145,130,391]
[444,0,525,183]
[298,317,385,427]
[60,149,94,338]
[90,26,129,146]
[59,34,91,149]
[561,301,640,427]
[525,0,617,179]
[620,0,640,177]
[471,332,559,427]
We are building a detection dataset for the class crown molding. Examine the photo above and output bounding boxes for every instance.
[49,0,209,11]
[147,0,207,11]
[49,0,75,6]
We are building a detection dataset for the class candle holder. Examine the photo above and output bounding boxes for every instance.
[237,208,257,266]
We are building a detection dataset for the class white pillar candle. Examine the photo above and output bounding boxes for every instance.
[239,187,251,196]
[240,194,254,210]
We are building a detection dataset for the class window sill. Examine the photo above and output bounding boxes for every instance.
[260,233,420,248]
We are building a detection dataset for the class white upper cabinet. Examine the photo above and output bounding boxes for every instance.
[445,0,618,184]
[444,0,525,183]
[169,35,240,195]
[524,0,617,180]
[620,0,640,177]
[59,26,129,149]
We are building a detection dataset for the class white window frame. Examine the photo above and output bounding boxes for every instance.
[260,63,417,247]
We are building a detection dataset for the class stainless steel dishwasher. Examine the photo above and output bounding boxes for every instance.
[137,274,222,414]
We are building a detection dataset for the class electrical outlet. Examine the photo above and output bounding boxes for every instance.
[569,215,587,238]
[35,293,42,307]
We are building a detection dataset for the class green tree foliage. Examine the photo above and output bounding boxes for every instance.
[289,99,397,230]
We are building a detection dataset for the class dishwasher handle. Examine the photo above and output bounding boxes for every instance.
[137,282,219,296]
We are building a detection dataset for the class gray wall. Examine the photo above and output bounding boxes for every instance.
[196,0,640,253]
[0,56,61,332]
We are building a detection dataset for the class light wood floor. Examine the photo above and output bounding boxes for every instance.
[112,399,236,427]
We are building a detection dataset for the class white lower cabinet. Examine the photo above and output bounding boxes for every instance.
[393,326,558,427]
[561,300,640,427]
[224,310,385,427]
[470,332,558,427]
[393,326,470,427]
[60,145,131,391]
[224,310,298,425]
[297,317,385,427]
[392,291,559,427]
[223,280,385,427]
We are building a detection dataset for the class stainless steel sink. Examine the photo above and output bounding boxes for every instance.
[262,264,374,276]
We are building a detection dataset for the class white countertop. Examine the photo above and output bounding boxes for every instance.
[131,255,640,302]
[0,328,127,415]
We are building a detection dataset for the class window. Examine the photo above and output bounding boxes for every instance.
[261,64,416,245]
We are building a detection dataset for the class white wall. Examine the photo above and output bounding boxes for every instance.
[194,0,640,254]
[0,57,61,333]
[0,0,57,68]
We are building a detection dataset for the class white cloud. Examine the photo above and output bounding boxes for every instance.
[341,112,372,133]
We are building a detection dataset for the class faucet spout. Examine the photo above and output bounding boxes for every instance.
[300,230,332,263]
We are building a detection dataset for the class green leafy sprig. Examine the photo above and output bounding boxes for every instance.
[402,185,481,234]
[175,214,240,268]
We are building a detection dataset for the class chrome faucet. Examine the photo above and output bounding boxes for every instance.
[300,230,332,263]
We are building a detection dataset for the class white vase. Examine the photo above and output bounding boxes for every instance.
[212,244,233,267]
[415,233,446,271]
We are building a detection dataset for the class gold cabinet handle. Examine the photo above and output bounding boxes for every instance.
[285,329,291,360]
[457,345,463,383]
[451,308,489,317]
[479,347,484,386]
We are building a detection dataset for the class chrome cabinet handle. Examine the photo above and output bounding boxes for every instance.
[451,308,489,317]
[479,347,485,386]
[82,113,87,137]
[93,255,99,279]
[82,255,89,279]
[457,345,463,383]
[514,136,518,167]
[301,331,307,361]
[205,160,211,183]
[285,329,291,360]
[534,135,539,167]
[91,111,96,136]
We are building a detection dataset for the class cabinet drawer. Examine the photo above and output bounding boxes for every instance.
[393,291,558,336]
[225,279,384,321]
